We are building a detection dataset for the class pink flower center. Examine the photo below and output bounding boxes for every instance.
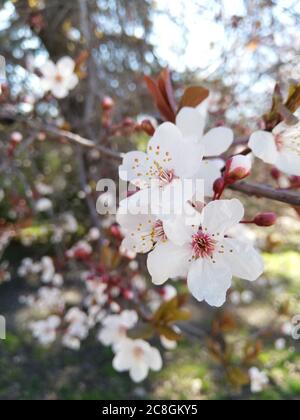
[192,230,217,259]
[158,168,175,185]
[153,219,167,242]
[55,74,63,83]
[133,346,144,359]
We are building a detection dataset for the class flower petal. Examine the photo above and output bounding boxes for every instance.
[40,60,56,78]
[196,159,222,197]
[130,362,149,382]
[202,199,244,235]
[119,151,149,184]
[113,350,131,372]
[249,131,279,165]
[57,56,75,75]
[147,241,191,285]
[276,151,300,176]
[148,348,163,371]
[201,127,234,157]
[163,212,199,246]
[51,83,69,99]
[187,257,232,307]
[66,73,79,90]
[147,122,183,172]
[176,107,206,141]
[222,238,264,281]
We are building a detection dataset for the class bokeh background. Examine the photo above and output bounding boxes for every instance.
[0,0,300,400]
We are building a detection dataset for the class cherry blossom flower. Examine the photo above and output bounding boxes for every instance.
[40,57,79,99]
[147,199,264,307]
[98,310,138,351]
[62,308,89,350]
[35,198,53,212]
[249,367,269,393]
[119,107,233,200]
[30,315,61,346]
[249,122,300,176]
[112,339,162,382]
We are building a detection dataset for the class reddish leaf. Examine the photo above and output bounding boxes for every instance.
[178,86,209,112]
[144,72,176,122]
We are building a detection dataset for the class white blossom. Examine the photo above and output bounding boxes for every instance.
[30,315,61,346]
[98,310,138,351]
[112,339,162,382]
[147,199,264,307]
[40,56,79,99]
[249,122,300,176]
[249,367,269,393]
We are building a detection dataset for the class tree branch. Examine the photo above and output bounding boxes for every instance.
[1,110,300,207]
[230,182,300,206]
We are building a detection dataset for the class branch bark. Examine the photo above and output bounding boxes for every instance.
[230,182,300,206]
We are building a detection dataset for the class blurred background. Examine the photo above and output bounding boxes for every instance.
[0,0,300,400]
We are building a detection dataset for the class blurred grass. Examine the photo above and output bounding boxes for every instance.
[0,250,299,400]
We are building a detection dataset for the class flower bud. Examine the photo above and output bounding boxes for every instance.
[225,155,252,183]
[254,212,277,227]
[271,167,281,181]
[213,177,225,196]
[140,119,155,136]
[101,96,114,111]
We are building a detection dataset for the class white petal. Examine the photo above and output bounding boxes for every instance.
[121,234,154,254]
[196,98,209,123]
[66,73,79,90]
[119,151,149,184]
[40,60,56,78]
[202,199,244,235]
[163,213,198,246]
[187,258,232,307]
[176,107,206,141]
[201,127,234,157]
[121,310,138,328]
[249,131,279,165]
[147,122,183,172]
[113,351,131,372]
[130,362,149,382]
[276,151,300,176]
[147,241,191,285]
[51,83,69,99]
[57,56,75,75]
[147,348,163,371]
[222,238,264,281]
[174,139,204,178]
[196,159,222,197]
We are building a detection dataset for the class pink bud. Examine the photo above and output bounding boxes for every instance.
[140,119,155,136]
[213,177,225,196]
[101,96,114,111]
[254,212,277,227]
[271,167,281,181]
[225,155,252,183]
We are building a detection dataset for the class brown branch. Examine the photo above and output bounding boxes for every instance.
[230,182,300,206]
[2,111,300,206]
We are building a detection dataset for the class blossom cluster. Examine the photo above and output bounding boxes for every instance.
[118,105,265,307]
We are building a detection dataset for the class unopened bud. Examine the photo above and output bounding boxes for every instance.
[271,167,281,181]
[10,131,23,145]
[140,119,155,136]
[289,176,300,189]
[254,212,277,227]
[213,177,225,195]
[225,155,252,183]
[101,96,114,111]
